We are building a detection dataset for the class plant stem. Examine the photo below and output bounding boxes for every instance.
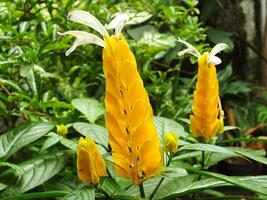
[149,153,173,199]
[198,151,205,180]
[139,182,145,198]
[192,151,205,200]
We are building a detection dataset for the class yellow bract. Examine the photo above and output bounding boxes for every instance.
[190,53,224,141]
[163,131,179,152]
[56,124,68,135]
[103,34,163,185]
[77,137,106,185]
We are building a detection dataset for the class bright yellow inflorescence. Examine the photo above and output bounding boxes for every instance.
[77,137,106,185]
[103,34,163,185]
[190,53,224,141]
[163,131,179,153]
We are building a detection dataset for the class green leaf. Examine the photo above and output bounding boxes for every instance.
[228,147,267,165]
[40,134,61,153]
[64,187,95,200]
[99,177,122,196]
[161,167,188,178]
[0,78,22,92]
[0,122,55,161]
[71,98,105,123]
[73,122,108,149]
[207,27,234,53]
[154,116,188,145]
[0,162,23,186]
[178,144,237,157]
[60,138,77,151]
[153,174,267,199]
[0,150,73,196]
[26,69,41,99]
[182,166,267,197]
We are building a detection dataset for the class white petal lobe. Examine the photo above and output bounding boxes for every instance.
[209,43,228,58]
[106,14,129,35]
[177,37,201,58]
[59,31,104,55]
[68,10,108,36]
[208,55,222,65]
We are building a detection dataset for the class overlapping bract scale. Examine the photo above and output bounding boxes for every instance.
[77,137,106,185]
[190,53,223,141]
[103,34,162,185]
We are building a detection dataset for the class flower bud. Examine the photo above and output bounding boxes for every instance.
[77,137,106,184]
[56,124,68,135]
[163,131,179,153]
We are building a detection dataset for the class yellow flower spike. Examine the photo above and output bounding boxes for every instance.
[77,137,106,185]
[56,124,68,135]
[163,131,179,153]
[178,38,228,141]
[62,10,163,185]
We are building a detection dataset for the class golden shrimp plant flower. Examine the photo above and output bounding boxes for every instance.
[178,38,227,141]
[61,10,163,185]
[77,137,106,185]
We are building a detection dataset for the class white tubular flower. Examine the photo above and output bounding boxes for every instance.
[59,10,130,55]
[177,37,228,65]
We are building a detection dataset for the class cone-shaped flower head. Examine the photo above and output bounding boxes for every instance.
[163,131,179,153]
[61,10,163,185]
[178,38,227,141]
[77,137,106,185]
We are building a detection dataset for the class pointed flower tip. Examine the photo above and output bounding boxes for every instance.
[177,37,201,58]
[106,13,130,35]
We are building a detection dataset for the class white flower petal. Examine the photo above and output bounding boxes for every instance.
[178,49,191,56]
[177,37,201,58]
[58,31,104,56]
[208,43,228,63]
[106,13,129,35]
[208,55,222,65]
[67,10,108,36]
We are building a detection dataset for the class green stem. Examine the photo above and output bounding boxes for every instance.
[0,191,68,200]
[139,183,145,198]
[192,151,205,200]
[149,153,173,199]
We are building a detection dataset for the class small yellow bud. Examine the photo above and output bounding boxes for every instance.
[163,131,179,153]
[217,118,224,134]
[56,124,68,135]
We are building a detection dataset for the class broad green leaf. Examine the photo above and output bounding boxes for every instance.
[182,167,267,197]
[0,162,23,185]
[228,147,267,165]
[0,150,73,196]
[154,174,267,199]
[178,144,237,157]
[71,98,104,123]
[154,117,188,145]
[40,134,61,153]
[45,175,84,192]
[60,138,77,151]
[161,167,188,178]
[0,122,55,161]
[73,122,108,149]
[99,177,122,196]
[64,187,95,200]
